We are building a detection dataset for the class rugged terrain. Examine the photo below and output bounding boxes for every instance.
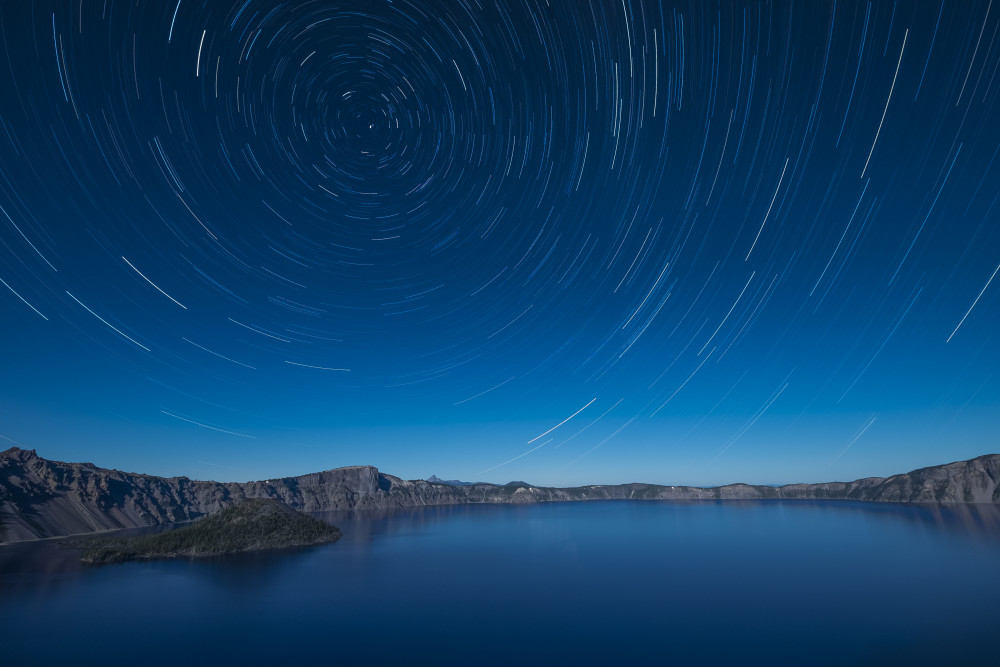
[80,498,341,564]
[2,446,998,543]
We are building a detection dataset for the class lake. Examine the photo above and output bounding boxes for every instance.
[2,500,999,665]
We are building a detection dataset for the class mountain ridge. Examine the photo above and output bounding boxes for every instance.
[2,447,998,543]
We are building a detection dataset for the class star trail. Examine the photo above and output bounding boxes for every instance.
[0,1,997,485]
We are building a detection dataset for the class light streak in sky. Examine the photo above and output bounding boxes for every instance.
[66,291,150,352]
[478,398,597,475]
[860,29,908,179]
[832,414,879,462]
[947,262,1000,343]
[122,257,187,309]
[160,410,256,438]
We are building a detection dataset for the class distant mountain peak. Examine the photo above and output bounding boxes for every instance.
[1,446,37,460]
[426,475,477,487]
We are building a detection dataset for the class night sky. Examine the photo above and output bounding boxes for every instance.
[0,1,997,486]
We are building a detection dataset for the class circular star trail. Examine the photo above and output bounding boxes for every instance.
[0,1,997,484]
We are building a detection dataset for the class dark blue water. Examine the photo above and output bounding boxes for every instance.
[2,501,999,665]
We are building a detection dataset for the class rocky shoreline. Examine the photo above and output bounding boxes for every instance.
[2,446,998,543]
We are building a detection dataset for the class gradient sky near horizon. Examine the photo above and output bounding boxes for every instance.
[0,0,997,486]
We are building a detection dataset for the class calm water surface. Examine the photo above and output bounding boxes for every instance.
[2,500,999,665]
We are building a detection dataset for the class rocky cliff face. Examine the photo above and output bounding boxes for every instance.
[2,447,998,543]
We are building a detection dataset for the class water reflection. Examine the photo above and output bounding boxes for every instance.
[313,502,512,543]
[2,500,999,590]
[317,499,1000,543]
[1,499,999,665]
[761,499,1000,541]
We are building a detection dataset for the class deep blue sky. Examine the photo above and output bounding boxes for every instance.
[0,1,997,486]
